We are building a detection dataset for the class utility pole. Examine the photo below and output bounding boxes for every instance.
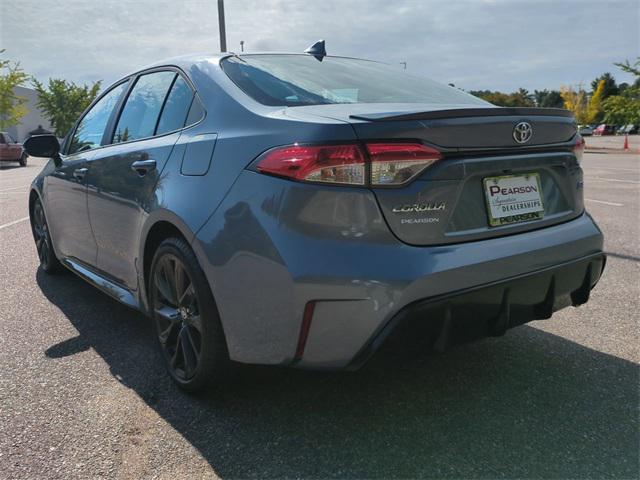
[240,40,244,52]
[218,0,227,52]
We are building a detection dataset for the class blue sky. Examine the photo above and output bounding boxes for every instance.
[2,0,638,92]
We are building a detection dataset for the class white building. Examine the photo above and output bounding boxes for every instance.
[5,86,53,142]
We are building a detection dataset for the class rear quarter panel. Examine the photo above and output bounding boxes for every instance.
[138,57,358,311]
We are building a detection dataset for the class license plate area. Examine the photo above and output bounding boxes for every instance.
[483,173,544,227]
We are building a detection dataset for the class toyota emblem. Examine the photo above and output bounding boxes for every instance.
[513,122,533,144]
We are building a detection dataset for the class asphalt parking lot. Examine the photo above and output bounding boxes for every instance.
[1,145,638,479]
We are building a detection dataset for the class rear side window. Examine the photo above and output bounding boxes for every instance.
[185,97,205,125]
[68,82,128,154]
[156,76,194,135]
[113,71,176,143]
[222,54,489,107]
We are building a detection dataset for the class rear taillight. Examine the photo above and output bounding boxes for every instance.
[256,142,441,187]
[366,143,442,186]
[574,135,585,164]
[256,144,365,185]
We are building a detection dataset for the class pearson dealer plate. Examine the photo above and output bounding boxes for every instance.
[483,173,544,227]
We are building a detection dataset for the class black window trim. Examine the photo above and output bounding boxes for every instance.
[153,73,179,136]
[106,66,205,148]
[107,70,177,145]
[155,76,201,137]
[63,78,132,156]
[63,65,206,156]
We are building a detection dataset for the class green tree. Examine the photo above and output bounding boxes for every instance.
[512,88,534,107]
[469,90,510,106]
[602,58,640,125]
[615,58,640,77]
[32,78,101,137]
[469,89,534,107]
[534,89,564,108]
[0,50,29,129]
[602,95,640,125]
[590,72,618,99]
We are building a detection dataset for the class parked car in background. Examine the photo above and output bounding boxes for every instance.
[24,50,605,392]
[578,125,594,136]
[0,132,27,166]
[618,124,638,135]
[593,124,615,136]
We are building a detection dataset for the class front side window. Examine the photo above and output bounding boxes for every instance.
[222,54,489,107]
[68,82,128,154]
[113,71,176,143]
[156,76,194,135]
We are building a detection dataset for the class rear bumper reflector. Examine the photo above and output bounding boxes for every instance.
[294,301,316,361]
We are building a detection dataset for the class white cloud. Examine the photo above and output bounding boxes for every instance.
[1,0,638,91]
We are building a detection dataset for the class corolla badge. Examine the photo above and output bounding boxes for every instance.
[392,202,446,213]
[513,121,533,144]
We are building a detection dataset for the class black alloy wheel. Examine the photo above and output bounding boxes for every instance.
[31,198,61,273]
[153,253,203,381]
[149,238,230,391]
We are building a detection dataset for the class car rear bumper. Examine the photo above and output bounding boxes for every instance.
[194,172,604,369]
[293,213,604,370]
[346,251,605,370]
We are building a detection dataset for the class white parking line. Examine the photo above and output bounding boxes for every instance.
[0,185,28,193]
[0,216,29,230]
[585,176,640,185]
[0,176,36,183]
[587,166,639,173]
[585,198,624,207]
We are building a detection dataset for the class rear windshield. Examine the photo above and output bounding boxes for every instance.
[221,54,488,107]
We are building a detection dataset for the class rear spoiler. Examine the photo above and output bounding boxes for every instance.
[349,107,574,122]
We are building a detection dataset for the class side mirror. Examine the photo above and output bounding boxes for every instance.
[23,134,61,165]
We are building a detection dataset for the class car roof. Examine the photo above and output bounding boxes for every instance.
[125,52,376,78]
[123,52,227,76]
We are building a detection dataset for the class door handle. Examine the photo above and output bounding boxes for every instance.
[73,167,88,180]
[131,159,156,176]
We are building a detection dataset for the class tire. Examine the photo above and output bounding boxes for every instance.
[149,237,231,392]
[19,153,27,167]
[31,198,62,273]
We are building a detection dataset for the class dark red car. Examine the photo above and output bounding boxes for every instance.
[593,124,615,136]
[0,132,27,166]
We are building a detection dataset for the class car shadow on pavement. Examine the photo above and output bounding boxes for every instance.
[38,269,639,479]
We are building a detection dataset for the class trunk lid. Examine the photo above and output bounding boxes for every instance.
[286,103,576,148]
[287,104,582,246]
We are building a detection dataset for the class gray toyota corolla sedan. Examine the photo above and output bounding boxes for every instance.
[25,46,605,391]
